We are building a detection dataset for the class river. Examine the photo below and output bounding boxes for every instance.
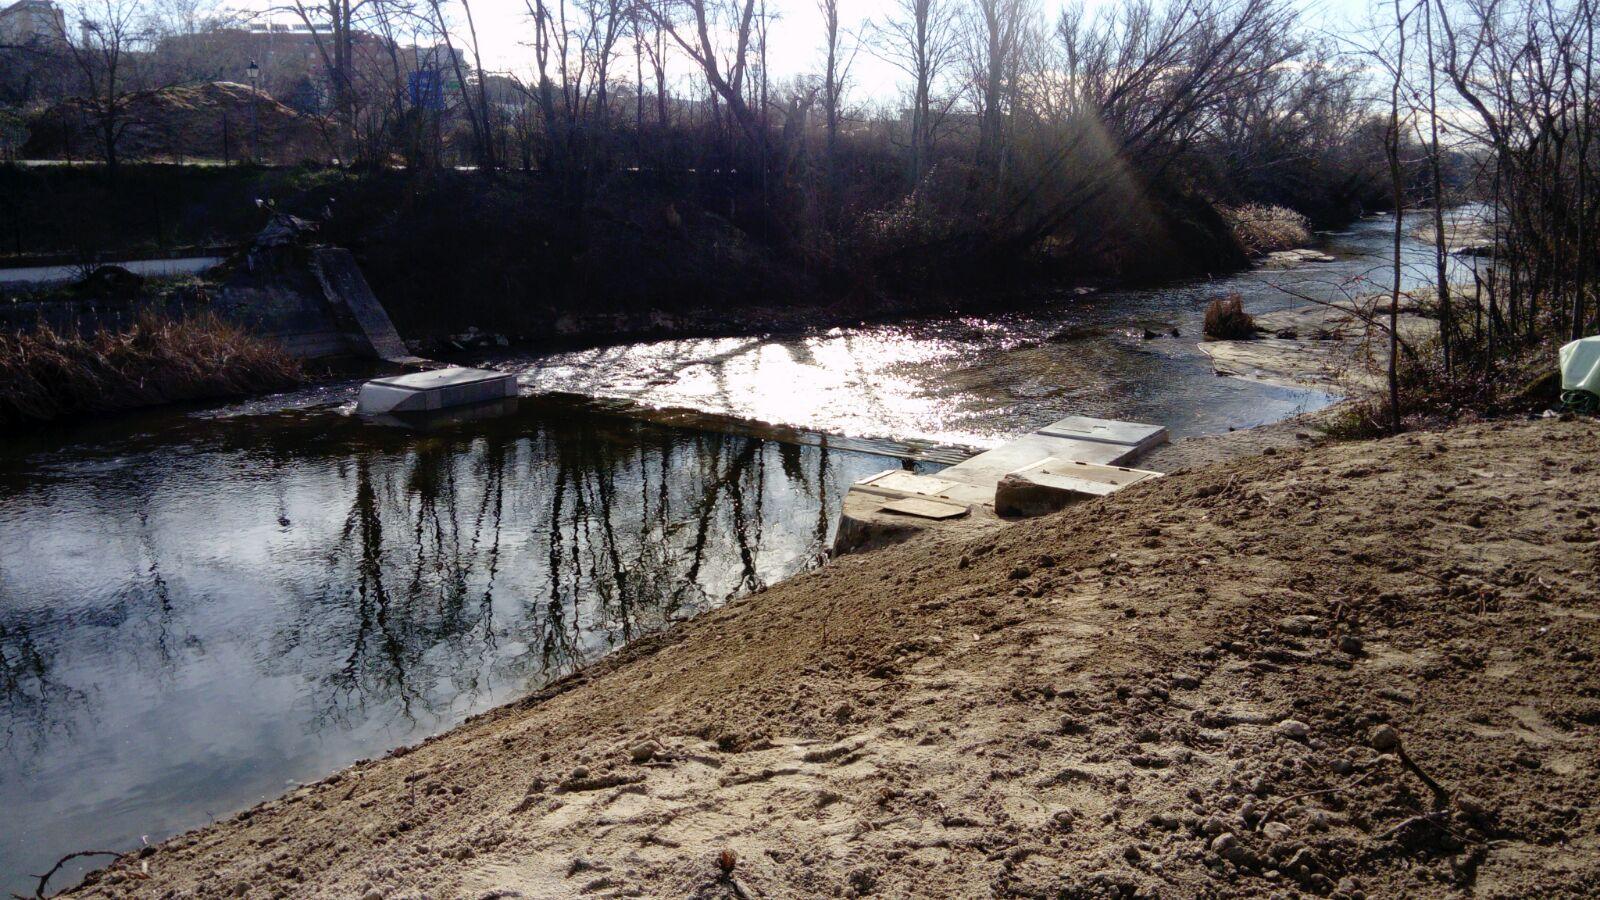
[0,212,1460,894]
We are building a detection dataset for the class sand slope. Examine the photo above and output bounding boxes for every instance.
[75,418,1600,899]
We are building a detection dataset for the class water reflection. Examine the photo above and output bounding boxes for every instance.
[0,404,903,896]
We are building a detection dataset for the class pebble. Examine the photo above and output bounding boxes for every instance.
[834,702,854,724]
[1277,615,1319,636]
[629,741,660,764]
[1170,673,1200,689]
[1262,821,1292,841]
[1147,812,1181,830]
[1338,634,1365,654]
[1456,794,1493,820]
[1277,719,1310,740]
[1370,724,1401,751]
[362,891,385,900]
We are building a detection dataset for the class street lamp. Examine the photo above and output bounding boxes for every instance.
[247,59,260,165]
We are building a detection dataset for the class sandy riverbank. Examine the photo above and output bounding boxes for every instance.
[69,416,1600,899]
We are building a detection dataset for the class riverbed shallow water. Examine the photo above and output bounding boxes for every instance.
[0,213,1463,893]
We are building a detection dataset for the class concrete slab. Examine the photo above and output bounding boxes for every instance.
[881,497,970,519]
[311,248,411,360]
[833,478,1002,555]
[831,414,1168,556]
[1036,416,1168,454]
[994,459,1162,517]
[357,367,519,415]
[939,433,1131,483]
[855,470,994,506]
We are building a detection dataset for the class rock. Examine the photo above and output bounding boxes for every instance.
[1370,724,1401,751]
[1278,615,1319,636]
[833,702,854,724]
[1262,821,1293,841]
[1338,634,1365,654]
[1170,673,1200,690]
[629,741,660,764]
[1457,793,1494,821]
[1051,809,1076,831]
[1008,565,1032,580]
[1202,816,1229,837]
[570,765,591,780]
[1210,832,1240,857]
[1277,719,1310,740]
[1148,812,1182,830]
[77,265,145,298]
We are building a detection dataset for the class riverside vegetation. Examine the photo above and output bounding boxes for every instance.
[0,312,301,426]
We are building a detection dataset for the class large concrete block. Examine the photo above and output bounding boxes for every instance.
[357,367,519,415]
[994,458,1162,518]
[1036,416,1169,456]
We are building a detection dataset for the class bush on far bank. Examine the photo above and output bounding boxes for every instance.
[0,312,302,426]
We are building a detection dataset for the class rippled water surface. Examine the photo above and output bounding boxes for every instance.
[507,213,1478,447]
[0,212,1462,893]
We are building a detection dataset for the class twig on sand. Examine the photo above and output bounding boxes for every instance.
[1255,766,1382,829]
[18,849,125,899]
[1372,724,1451,807]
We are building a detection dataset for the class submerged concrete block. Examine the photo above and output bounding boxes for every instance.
[993,458,1162,518]
[357,367,519,415]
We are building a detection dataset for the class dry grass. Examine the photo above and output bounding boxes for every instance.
[1203,293,1258,340]
[1224,203,1313,256]
[0,313,303,426]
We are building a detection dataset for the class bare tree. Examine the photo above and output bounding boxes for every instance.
[53,0,157,177]
[646,0,765,153]
[874,0,960,184]
[963,0,1034,174]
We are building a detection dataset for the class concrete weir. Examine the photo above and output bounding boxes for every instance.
[832,416,1167,555]
[357,367,519,416]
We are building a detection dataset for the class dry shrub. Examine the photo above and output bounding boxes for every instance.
[1323,338,1560,439]
[1224,204,1313,256]
[0,313,303,426]
[1203,294,1258,340]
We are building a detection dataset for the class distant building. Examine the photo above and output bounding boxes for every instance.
[0,0,65,46]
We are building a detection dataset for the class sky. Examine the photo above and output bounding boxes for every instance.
[231,0,1381,101]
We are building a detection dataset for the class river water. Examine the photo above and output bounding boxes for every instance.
[0,213,1454,893]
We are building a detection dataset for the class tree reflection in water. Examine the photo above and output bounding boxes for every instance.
[262,413,858,733]
[0,401,917,897]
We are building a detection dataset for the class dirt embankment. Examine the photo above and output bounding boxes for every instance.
[75,418,1600,899]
